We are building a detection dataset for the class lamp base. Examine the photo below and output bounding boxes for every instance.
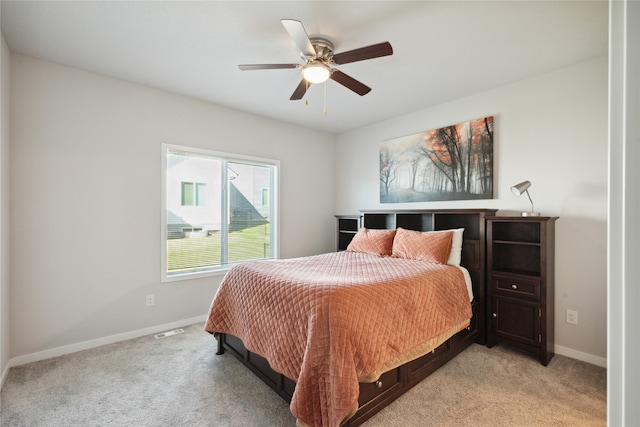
[521,211,541,217]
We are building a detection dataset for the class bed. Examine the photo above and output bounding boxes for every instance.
[205,209,496,427]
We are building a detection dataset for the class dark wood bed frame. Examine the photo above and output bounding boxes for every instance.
[215,208,496,426]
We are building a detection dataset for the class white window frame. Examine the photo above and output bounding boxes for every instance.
[161,143,279,282]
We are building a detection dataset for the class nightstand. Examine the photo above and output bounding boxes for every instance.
[486,216,558,365]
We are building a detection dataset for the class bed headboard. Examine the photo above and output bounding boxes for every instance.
[359,208,497,344]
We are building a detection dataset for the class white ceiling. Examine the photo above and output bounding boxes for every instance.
[0,1,608,135]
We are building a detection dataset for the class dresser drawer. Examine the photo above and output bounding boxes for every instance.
[492,276,541,299]
[358,366,402,408]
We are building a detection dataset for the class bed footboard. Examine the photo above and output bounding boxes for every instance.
[215,301,479,426]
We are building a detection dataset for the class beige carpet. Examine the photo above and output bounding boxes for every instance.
[0,323,606,426]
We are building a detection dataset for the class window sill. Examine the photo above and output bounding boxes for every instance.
[162,267,230,283]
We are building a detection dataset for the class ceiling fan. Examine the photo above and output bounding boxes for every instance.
[238,19,393,100]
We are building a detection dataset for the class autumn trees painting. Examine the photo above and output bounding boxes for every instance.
[380,116,493,202]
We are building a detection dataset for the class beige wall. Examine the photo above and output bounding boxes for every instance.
[335,57,608,366]
[1,28,11,383]
[4,51,609,370]
[8,54,336,361]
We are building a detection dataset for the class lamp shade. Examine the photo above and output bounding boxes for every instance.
[511,180,531,196]
[510,180,540,216]
[302,62,331,84]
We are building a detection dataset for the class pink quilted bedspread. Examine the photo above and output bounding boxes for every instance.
[204,251,471,427]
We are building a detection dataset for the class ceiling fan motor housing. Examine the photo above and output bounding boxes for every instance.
[305,37,334,63]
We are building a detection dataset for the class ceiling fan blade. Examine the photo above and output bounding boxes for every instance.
[332,42,393,65]
[290,79,308,100]
[281,19,316,57]
[330,70,371,96]
[238,64,299,71]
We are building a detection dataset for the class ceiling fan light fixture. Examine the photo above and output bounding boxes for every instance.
[302,62,331,84]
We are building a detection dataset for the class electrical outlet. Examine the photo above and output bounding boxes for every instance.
[146,294,155,307]
[566,309,578,325]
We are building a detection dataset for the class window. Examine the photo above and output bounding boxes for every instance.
[181,182,206,206]
[162,144,278,281]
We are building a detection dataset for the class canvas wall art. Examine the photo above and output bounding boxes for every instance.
[380,116,493,203]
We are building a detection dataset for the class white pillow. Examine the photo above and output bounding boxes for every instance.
[447,228,465,266]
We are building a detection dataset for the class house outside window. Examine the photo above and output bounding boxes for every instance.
[162,144,279,281]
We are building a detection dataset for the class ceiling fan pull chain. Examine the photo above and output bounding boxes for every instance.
[323,81,327,115]
[305,80,309,105]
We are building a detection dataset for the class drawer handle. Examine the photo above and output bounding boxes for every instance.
[511,284,518,290]
[493,313,497,318]
[375,380,383,389]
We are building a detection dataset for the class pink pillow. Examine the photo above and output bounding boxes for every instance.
[392,228,454,264]
[346,228,396,256]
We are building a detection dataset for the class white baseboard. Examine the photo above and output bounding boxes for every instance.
[2,320,606,392]
[555,344,607,368]
[1,361,10,392]
[5,315,206,371]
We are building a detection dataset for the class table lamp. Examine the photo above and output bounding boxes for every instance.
[510,180,540,217]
